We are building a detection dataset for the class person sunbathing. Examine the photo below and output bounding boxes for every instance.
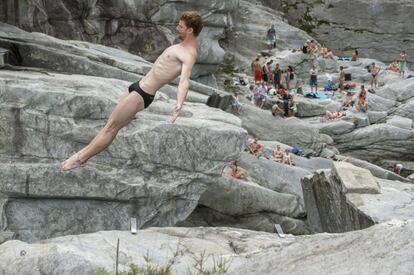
[230,161,248,180]
[387,60,400,74]
[272,145,283,163]
[248,138,264,156]
[283,149,293,166]
[326,110,345,120]
[342,92,355,108]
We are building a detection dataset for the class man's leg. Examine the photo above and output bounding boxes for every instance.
[61,91,145,170]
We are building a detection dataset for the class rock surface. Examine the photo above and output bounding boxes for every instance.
[0,67,247,242]
[302,162,414,233]
[1,221,414,274]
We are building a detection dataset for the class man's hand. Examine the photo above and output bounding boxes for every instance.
[170,104,182,123]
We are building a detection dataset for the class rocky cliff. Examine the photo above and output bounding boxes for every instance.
[261,0,414,67]
[0,0,239,82]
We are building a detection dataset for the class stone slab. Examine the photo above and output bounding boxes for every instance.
[332,162,381,194]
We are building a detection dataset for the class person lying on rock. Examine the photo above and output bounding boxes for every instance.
[325,110,345,120]
[230,161,248,180]
[61,11,203,171]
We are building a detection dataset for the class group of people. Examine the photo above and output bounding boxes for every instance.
[247,138,294,166]
[387,51,408,78]
[251,58,294,90]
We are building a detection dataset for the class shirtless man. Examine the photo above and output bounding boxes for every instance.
[61,11,203,171]
[252,57,262,83]
[370,62,380,89]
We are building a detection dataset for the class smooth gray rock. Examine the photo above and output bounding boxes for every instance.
[395,101,414,120]
[303,163,414,234]
[199,176,303,218]
[295,97,326,117]
[0,68,248,242]
[0,0,239,77]
[1,221,414,275]
[342,111,370,128]
[325,101,342,112]
[237,106,328,152]
[179,205,310,235]
[387,116,413,130]
[365,93,397,113]
[332,162,381,194]
[377,78,414,102]
[355,178,414,223]
[239,152,310,203]
[367,111,388,124]
[337,156,411,183]
[334,124,414,165]
[319,120,355,136]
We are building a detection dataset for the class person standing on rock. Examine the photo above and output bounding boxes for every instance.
[61,11,203,171]
[309,65,318,95]
[399,51,408,78]
[252,56,262,83]
[266,25,277,53]
[273,63,282,89]
[370,62,380,90]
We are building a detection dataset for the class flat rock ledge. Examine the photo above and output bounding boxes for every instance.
[0,221,414,275]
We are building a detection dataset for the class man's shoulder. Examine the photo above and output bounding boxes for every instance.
[179,45,197,63]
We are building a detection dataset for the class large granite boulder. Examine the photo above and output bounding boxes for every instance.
[180,174,309,235]
[302,162,414,233]
[1,221,414,274]
[295,96,327,117]
[0,0,240,79]
[236,105,331,153]
[332,124,414,166]
[0,66,248,242]
[336,156,411,183]
[395,100,414,120]
[376,77,414,102]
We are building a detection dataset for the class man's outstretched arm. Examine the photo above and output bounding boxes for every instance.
[170,57,196,123]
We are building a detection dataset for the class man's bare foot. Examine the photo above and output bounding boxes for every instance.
[61,152,87,171]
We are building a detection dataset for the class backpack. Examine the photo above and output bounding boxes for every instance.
[292,147,301,155]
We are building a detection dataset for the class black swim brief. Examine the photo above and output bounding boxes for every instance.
[128,81,155,108]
